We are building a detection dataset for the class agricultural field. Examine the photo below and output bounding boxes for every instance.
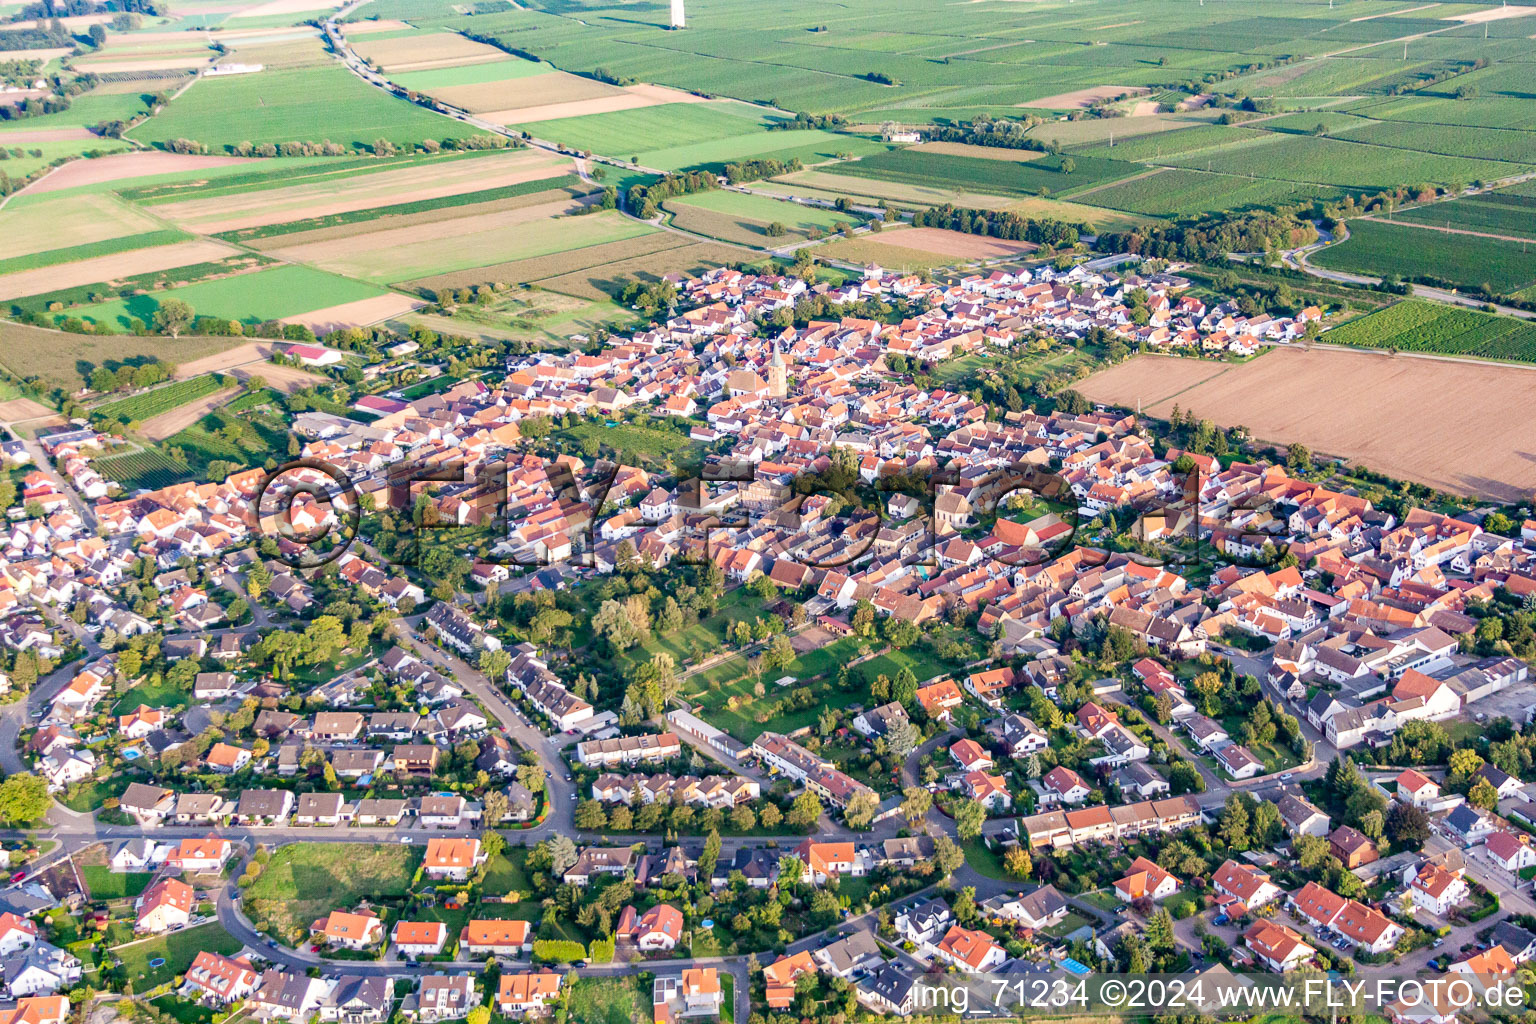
[92,374,229,425]
[130,63,477,150]
[63,264,398,331]
[1312,219,1536,297]
[1393,187,1536,243]
[408,232,692,296]
[1077,346,1536,502]
[268,205,655,284]
[830,148,1141,198]
[149,149,573,233]
[1318,300,1536,364]
[516,101,884,172]
[0,320,246,391]
[815,234,972,273]
[1077,168,1356,217]
[664,189,857,246]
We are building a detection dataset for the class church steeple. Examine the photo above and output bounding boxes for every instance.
[767,337,788,399]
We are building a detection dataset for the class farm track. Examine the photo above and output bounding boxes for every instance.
[1357,215,1536,246]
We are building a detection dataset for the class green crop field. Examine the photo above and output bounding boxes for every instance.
[0,230,193,277]
[66,264,395,331]
[1153,131,1530,191]
[1079,168,1356,217]
[390,57,549,91]
[1313,219,1536,298]
[666,188,860,234]
[215,174,585,242]
[1394,189,1536,243]
[290,208,657,284]
[1321,300,1536,364]
[93,375,229,424]
[94,447,193,491]
[517,102,775,158]
[830,148,1139,197]
[130,64,476,150]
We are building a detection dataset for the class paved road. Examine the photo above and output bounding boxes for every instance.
[1287,220,1536,322]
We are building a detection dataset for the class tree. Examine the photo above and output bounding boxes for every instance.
[844,789,879,829]
[466,1007,490,1024]
[759,802,782,830]
[787,791,822,827]
[1145,908,1175,953]
[885,720,919,758]
[546,835,578,876]
[1218,794,1250,850]
[0,775,51,825]
[900,785,931,826]
[700,829,722,880]
[933,835,964,878]
[1386,802,1431,850]
[483,789,508,827]
[1448,748,1484,787]
[574,800,607,830]
[1468,776,1500,811]
[954,800,986,842]
[152,298,195,339]
[953,886,978,924]
[1004,847,1032,879]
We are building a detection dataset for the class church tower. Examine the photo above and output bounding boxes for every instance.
[767,341,788,399]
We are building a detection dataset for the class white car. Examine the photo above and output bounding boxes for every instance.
[399,836,414,844]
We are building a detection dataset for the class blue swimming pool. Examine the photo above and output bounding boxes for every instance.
[1061,958,1090,975]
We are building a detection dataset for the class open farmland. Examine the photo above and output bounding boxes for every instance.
[664,189,856,245]
[516,101,884,171]
[0,239,239,300]
[1317,300,1536,364]
[1313,219,1536,297]
[349,30,507,72]
[129,63,477,150]
[0,320,247,390]
[92,374,230,426]
[1394,188,1536,243]
[267,204,653,284]
[1077,348,1536,502]
[65,264,397,331]
[829,148,1141,198]
[150,150,573,233]
[533,241,753,301]
[1077,167,1355,217]
[815,234,974,273]
[407,233,692,296]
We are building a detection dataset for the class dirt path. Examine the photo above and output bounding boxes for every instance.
[138,386,237,441]
[1357,215,1536,245]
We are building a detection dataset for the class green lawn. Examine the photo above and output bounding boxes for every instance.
[67,264,394,331]
[116,921,243,989]
[244,842,419,943]
[960,838,1011,882]
[83,865,153,900]
[482,849,534,896]
[566,976,649,1024]
[114,677,194,713]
